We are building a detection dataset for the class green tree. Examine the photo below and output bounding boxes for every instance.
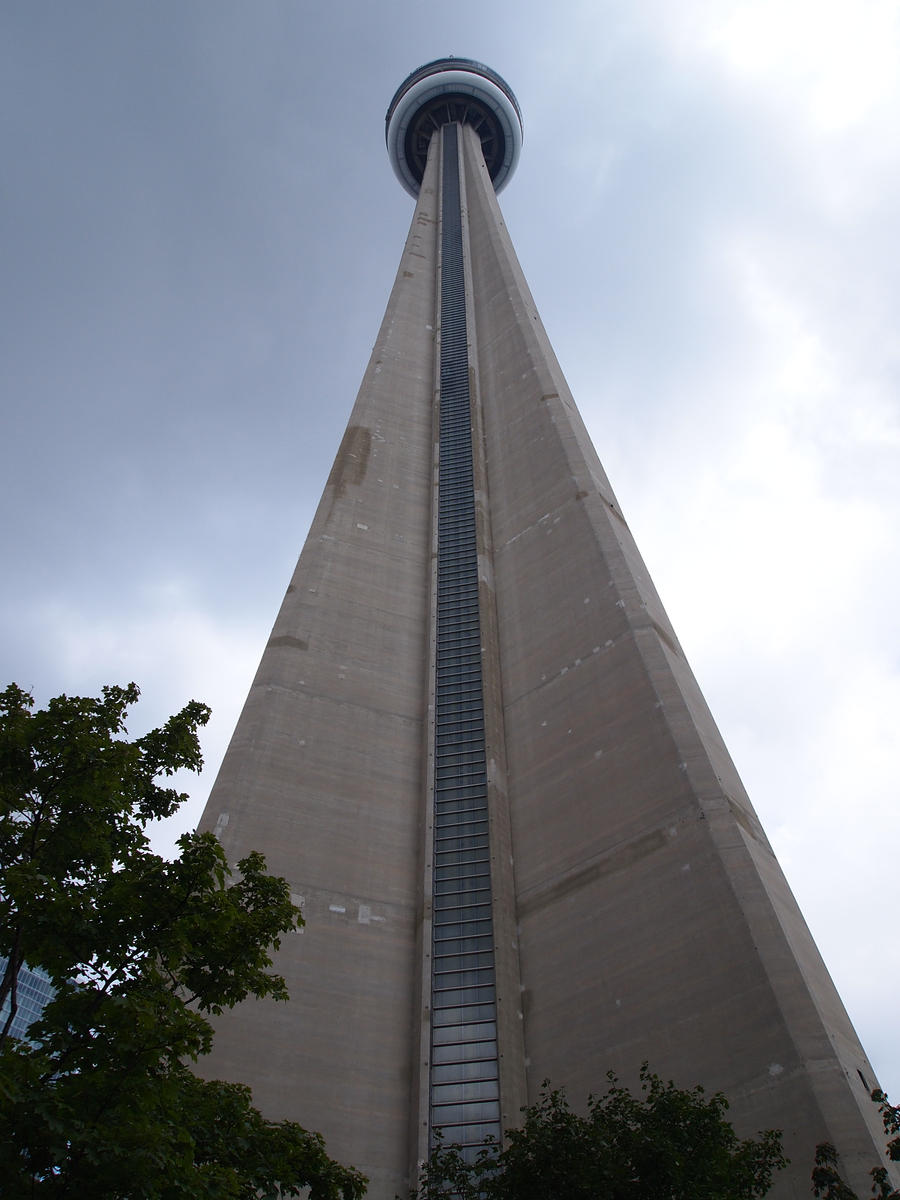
[0,682,366,1199]
[812,1090,900,1200]
[412,1067,785,1200]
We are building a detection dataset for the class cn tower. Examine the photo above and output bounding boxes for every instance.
[198,60,894,1198]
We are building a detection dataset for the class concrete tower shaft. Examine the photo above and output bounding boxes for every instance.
[197,65,896,1200]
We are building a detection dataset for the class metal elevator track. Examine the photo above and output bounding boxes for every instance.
[429,121,501,1161]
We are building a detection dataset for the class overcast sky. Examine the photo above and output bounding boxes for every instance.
[3,1,898,1100]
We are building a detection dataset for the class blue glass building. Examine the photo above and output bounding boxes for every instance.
[0,957,55,1043]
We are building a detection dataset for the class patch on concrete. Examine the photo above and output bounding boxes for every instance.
[650,618,680,657]
[358,905,386,925]
[726,795,765,844]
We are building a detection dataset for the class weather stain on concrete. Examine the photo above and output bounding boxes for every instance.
[325,425,372,523]
[267,635,308,652]
[517,827,668,917]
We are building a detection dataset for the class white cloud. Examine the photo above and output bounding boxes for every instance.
[15,585,263,858]
[635,0,900,133]
[703,0,900,132]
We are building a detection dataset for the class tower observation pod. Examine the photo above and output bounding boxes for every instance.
[197,59,898,1200]
[385,57,523,196]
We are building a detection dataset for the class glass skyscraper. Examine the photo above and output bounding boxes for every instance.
[0,957,55,1044]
